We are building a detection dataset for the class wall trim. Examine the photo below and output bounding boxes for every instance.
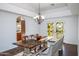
[0,3,37,17]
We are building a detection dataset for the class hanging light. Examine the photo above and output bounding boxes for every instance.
[34,3,44,24]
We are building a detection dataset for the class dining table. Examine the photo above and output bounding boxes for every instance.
[13,39,47,56]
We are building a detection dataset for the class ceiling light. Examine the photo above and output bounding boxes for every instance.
[34,3,44,24]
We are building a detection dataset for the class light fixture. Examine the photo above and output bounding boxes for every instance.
[34,3,44,24]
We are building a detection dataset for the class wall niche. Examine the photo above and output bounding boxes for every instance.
[16,16,25,43]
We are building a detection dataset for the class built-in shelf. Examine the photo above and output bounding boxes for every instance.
[16,16,25,42]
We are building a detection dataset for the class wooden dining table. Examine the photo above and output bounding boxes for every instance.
[13,39,47,56]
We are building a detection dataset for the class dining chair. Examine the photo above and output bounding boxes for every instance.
[38,40,58,56]
[30,35,36,40]
[38,41,52,56]
[38,37,64,56]
[24,35,29,40]
[28,35,34,40]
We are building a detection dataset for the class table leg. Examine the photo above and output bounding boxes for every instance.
[23,48,30,56]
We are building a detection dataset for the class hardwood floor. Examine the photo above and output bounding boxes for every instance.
[62,43,78,56]
[0,43,78,56]
[0,47,24,56]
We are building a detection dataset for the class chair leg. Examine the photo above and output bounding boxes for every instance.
[58,49,63,56]
[23,48,30,56]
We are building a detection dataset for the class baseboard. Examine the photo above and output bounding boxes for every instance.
[63,41,78,45]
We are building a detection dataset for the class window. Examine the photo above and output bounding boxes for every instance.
[47,22,54,37]
[56,20,64,39]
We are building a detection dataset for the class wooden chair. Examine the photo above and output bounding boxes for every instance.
[24,35,29,40]
[38,41,52,56]
[28,35,36,40]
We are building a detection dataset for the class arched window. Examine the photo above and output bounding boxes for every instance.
[56,20,64,39]
[47,22,54,37]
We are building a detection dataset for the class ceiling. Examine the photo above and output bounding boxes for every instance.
[0,3,79,19]
[10,3,67,13]
[9,3,79,18]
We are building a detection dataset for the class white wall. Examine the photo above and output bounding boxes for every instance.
[40,15,78,45]
[0,10,17,52]
[0,10,38,52]
[63,16,78,45]
[25,16,39,35]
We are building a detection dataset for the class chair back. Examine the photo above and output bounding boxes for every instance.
[24,36,29,40]
[29,35,36,40]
